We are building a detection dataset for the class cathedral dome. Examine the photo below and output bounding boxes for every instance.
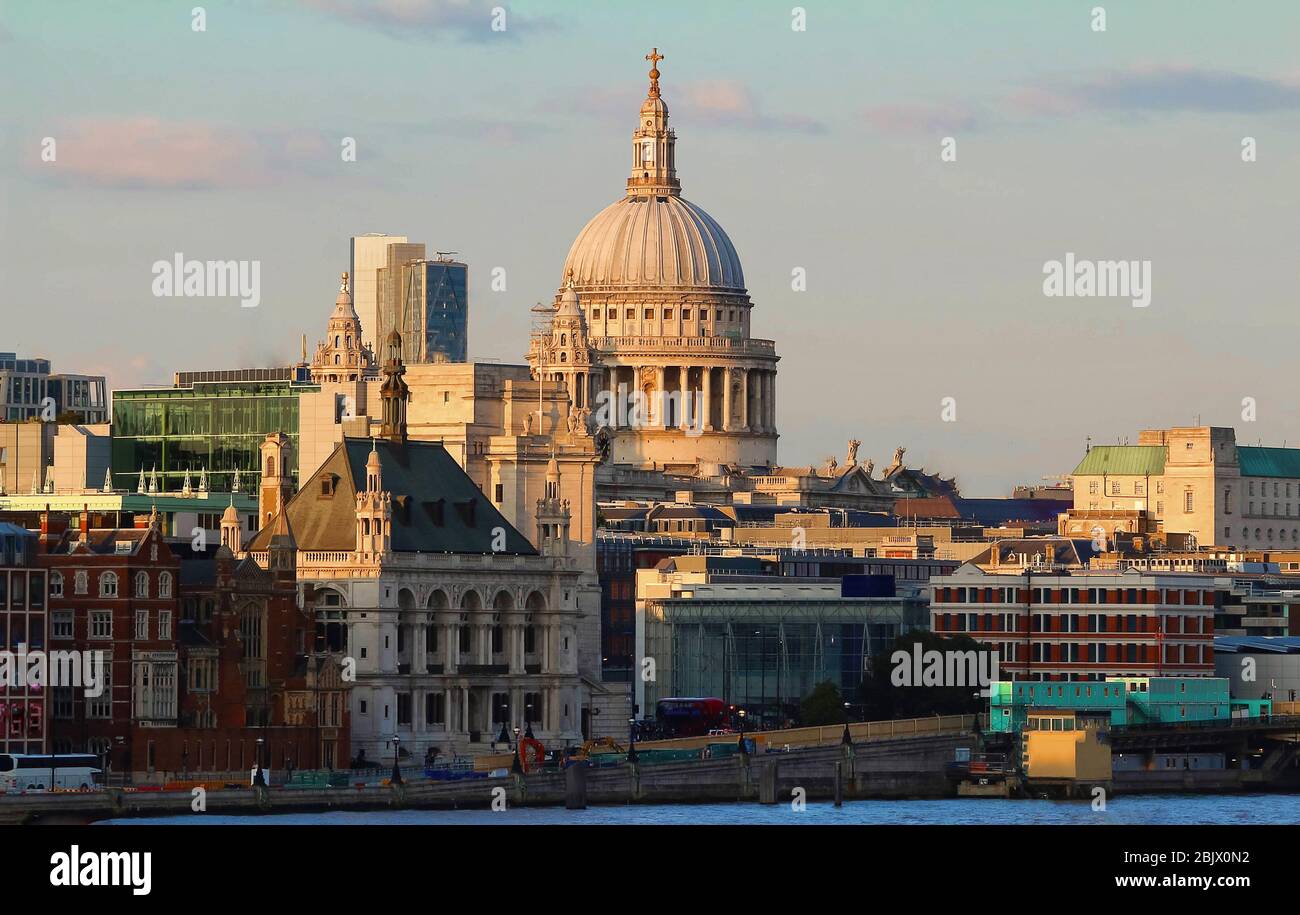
[562,194,745,292]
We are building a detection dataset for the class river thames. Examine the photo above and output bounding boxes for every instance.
[101,793,1300,826]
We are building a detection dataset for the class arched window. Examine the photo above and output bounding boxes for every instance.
[159,572,173,599]
[100,572,119,598]
[266,456,276,478]
[134,571,149,598]
[50,572,63,598]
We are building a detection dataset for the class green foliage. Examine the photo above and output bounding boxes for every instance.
[857,630,988,720]
[799,680,848,726]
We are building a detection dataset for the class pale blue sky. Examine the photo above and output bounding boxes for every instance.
[3,1,1300,494]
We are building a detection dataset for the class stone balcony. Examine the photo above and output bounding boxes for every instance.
[589,336,776,357]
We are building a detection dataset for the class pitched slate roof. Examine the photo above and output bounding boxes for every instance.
[1071,445,1166,476]
[247,438,536,555]
[1238,446,1300,479]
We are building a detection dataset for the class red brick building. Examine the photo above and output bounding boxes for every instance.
[33,507,349,779]
[1,523,48,755]
[929,566,1217,681]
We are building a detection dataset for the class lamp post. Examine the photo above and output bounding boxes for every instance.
[737,708,747,756]
[841,702,852,746]
[254,737,266,787]
[390,735,402,785]
[496,703,511,746]
[627,717,637,763]
[525,703,535,739]
[512,726,523,774]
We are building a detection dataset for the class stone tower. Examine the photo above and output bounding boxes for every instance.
[259,432,293,529]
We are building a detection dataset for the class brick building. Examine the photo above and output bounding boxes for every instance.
[929,564,1217,681]
[0,523,48,754]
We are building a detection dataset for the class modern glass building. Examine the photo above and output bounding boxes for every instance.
[111,372,319,494]
[401,259,469,363]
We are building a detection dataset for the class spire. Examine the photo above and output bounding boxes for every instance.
[628,47,679,198]
[646,47,663,97]
[379,330,409,443]
[102,467,113,493]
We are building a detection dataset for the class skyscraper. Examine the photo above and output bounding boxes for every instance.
[401,257,469,363]
[349,234,408,354]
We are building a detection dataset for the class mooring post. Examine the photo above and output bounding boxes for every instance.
[759,760,777,804]
[565,761,588,810]
[834,761,843,808]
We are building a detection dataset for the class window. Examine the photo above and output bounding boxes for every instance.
[494,483,504,503]
[644,308,654,320]
[683,308,692,320]
[1089,481,1099,494]
[90,610,112,639]
[425,692,446,725]
[1111,481,1121,495]
[99,572,118,598]
[87,665,112,718]
[135,610,149,640]
[625,308,634,320]
[159,611,172,641]
[52,610,74,639]
[592,307,600,319]
[135,571,149,598]
[664,308,673,320]
[50,572,63,598]
[159,572,172,599]
[1184,491,1194,513]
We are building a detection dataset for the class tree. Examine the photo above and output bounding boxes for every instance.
[799,680,847,726]
[856,631,988,720]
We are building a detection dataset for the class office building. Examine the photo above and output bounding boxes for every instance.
[1,352,107,423]
[349,234,408,356]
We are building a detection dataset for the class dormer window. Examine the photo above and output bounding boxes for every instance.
[641,139,655,165]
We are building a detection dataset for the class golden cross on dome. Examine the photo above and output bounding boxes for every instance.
[645,47,663,94]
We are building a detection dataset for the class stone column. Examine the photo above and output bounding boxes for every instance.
[751,370,763,433]
[677,365,688,429]
[766,371,774,431]
[443,617,457,674]
[743,369,754,431]
[702,366,713,431]
[722,369,733,432]
[655,366,666,428]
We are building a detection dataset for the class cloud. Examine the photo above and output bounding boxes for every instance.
[299,0,556,42]
[1009,66,1300,117]
[676,80,827,134]
[28,117,335,190]
[861,103,984,135]
[560,80,826,135]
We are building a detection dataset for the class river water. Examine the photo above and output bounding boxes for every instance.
[102,793,1300,826]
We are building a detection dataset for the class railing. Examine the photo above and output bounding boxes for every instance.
[590,336,776,355]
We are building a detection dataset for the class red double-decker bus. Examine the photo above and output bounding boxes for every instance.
[655,698,730,737]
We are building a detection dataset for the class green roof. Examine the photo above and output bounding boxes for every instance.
[1238,446,1300,479]
[1072,445,1166,477]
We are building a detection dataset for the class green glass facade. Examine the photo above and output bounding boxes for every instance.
[644,599,927,727]
[111,380,318,493]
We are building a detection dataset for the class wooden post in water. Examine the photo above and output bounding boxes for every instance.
[565,762,588,810]
[759,761,778,804]
[834,762,843,808]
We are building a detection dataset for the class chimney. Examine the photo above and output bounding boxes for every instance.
[79,504,90,539]
[990,543,1000,568]
[1045,543,1056,565]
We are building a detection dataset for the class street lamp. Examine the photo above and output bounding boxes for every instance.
[496,704,511,746]
[525,703,535,739]
[390,735,402,785]
[254,737,266,787]
[512,726,523,774]
[627,717,637,763]
[841,702,852,746]
[737,708,747,755]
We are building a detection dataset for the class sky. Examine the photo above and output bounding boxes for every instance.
[2,0,1299,496]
